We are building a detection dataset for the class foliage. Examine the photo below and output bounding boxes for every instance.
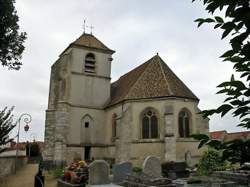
[192,0,250,129]
[192,134,250,165]
[0,0,27,70]
[0,107,16,151]
[26,141,40,157]
[53,167,64,178]
[132,166,142,173]
[197,149,226,175]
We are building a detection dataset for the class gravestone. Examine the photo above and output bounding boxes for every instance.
[185,151,192,168]
[88,160,110,185]
[113,161,132,184]
[142,156,162,178]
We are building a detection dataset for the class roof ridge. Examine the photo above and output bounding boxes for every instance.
[211,130,227,133]
[90,34,113,51]
[109,54,199,107]
[228,131,250,134]
[124,58,153,99]
[113,56,154,82]
[109,56,155,105]
[160,58,199,100]
[157,56,174,95]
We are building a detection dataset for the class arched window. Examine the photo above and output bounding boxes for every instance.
[142,109,158,139]
[112,113,117,138]
[85,53,95,73]
[81,114,93,144]
[178,110,191,138]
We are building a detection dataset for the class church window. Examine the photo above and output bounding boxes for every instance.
[112,113,117,138]
[142,109,158,139]
[85,53,96,73]
[178,110,191,138]
[81,114,93,144]
[85,122,89,128]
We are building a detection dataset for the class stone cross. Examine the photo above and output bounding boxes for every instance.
[142,156,162,178]
[88,160,110,185]
[83,19,86,33]
[88,25,94,34]
[83,20,94,34]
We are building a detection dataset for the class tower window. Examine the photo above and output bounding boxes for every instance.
[85,53,95,73]
[85,122,89,128]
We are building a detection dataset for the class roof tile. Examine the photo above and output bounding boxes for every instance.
[61,33,115,55]
[108,54,199,106]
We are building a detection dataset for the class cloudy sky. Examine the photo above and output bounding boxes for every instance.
[0,0,245,141]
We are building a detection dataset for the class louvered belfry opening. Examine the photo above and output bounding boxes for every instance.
[85,53,96,73]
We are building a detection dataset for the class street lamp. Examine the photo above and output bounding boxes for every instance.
[15,113,32,173]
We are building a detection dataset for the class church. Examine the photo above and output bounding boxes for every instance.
[43,32,209,166]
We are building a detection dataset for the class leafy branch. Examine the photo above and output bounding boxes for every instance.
[0,107,16,147]
[0,0,27,70]
[192,0,250,129]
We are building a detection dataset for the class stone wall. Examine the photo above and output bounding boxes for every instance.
[0,155,27,177]
[105,98,209,165]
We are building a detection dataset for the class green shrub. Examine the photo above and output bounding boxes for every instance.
[53,167,64,178]
[197,149,226,175]
[133,166,142,173]
[26,142,40,157]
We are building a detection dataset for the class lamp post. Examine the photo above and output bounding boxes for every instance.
[15,113,32,173]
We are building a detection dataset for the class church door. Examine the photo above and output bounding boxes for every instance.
[84,146,91,160]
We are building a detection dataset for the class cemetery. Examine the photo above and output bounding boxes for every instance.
[1,1,250,187]
[54,156,250,187]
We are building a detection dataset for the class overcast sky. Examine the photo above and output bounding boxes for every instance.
[0,0,245,141]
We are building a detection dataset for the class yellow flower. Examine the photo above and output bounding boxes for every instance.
[79,160,86,165]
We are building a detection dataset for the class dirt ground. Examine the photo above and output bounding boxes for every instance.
[0,164,57,187]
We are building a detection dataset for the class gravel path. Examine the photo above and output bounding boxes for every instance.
[0,164,57,187]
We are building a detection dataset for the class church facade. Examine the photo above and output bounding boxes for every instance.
[43,33,209,166]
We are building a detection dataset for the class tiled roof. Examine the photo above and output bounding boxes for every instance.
[61,33,115,55]
[108,54,199,107]
[210,130,227,139]
[210,130,250,141]
[226,131,250,140]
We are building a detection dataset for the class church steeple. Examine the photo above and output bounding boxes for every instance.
[59,33,115,108]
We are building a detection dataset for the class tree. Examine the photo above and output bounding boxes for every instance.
[26,141,40,157]
[197,149,226,175]
[191,0,250,165]
[0,107,16,152]
[192,0,250,129]
[192,134,250,165]
[0,0,27,70]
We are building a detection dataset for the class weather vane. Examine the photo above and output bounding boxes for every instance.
[83,19,94,34]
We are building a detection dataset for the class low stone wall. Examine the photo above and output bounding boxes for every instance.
[0,155,27,177]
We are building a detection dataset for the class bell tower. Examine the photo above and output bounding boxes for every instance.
[44,33,115,166]
[65,33,115,107]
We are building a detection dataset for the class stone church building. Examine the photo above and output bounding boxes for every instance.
[43,33,209,166]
